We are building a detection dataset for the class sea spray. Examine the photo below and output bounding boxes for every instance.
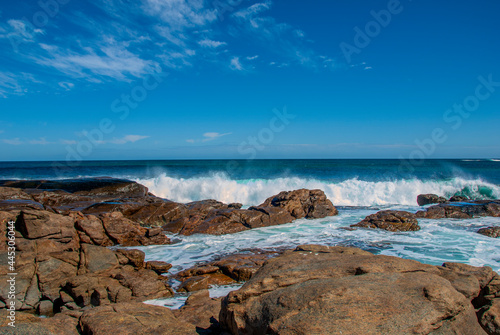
[136,173,500,207]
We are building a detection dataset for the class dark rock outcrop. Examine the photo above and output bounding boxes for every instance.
[416,200,500,219]
[220,245,499,334]
[163,189,338,236]
[478,226,500,238]
[351,210,420,232]
[417,193,447,206]
[259,188,338,219]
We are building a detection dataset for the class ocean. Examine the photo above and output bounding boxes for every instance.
[2,159,500,307]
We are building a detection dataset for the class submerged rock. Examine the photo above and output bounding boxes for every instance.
[351,210,420,232]
[220,245,498,334]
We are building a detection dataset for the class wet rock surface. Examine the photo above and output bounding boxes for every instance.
[416,200,500,219]
[351,210,420,232]
[417,193,448,206]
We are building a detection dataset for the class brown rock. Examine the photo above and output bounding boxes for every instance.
[111,268,173,300]
[74,214,113,246]
[0,309,80,335]
[478,226,500,238]
[79,244,119,274]
[220,246,487,334]
[124,201,188,226]
[116,249,145,269]
[79,302,198,335]
[15,209,77,241]
[260,188,338,219]
[417,193,447,206]
[0,187,33,201]
[145,261,172,274]
[351,210,420,232]
[174,290,222,331]
[480,298,500,335]
[178,276,209,292]
[100,212,169,246]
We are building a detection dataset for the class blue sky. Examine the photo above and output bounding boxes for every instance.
[0,0,499,161]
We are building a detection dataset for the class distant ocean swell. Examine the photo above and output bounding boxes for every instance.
[136,174,500,207]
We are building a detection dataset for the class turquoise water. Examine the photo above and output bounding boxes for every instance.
[1,159,499,281]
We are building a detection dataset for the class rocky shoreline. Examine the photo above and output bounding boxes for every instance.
[1,178,500,334]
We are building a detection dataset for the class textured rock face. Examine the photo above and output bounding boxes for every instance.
[163,189,338,236]
[175,252,278,292]
[0,207,172,315]
[220,245,499,335]
[351,210,420,232]
[1,178,339,236]
[478,226,500,238]
[79,302,197,335]
[417,193,448,206]
[416,200,500,219]
[259,189,338,219]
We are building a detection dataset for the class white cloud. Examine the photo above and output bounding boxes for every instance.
[198,39,227,48]
[246,55,259,60]
[233,1,272,19]
[61,139,77,145]
[58,82,75,90]
[186,139,195,143]
[202,132,232,142]
[34,39,159,81]
[143,0,217,30]
[2,138,23,145]
[0,72,42,98]
[230,57,243,71]
[29,138,52,145]
[109,135,150,144]
[0,19,44,46]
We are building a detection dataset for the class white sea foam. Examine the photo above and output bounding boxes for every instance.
[136,174,500,207]
[134,211,500,277]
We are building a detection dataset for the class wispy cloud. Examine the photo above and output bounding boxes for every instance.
[29,137,52,145]
[0,19,44,47]
[231,1,337,70]
[198,39,227,48]
[246,55,259,60]
[35,39,160,82]
[108,135,150,144]
[233,1,272,19]
[202,132,232,142]
[230,57,244,71]
[2,138,23,145]
[186,132,232,143]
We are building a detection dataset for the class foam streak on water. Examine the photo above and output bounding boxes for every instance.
[133,207,500,274]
